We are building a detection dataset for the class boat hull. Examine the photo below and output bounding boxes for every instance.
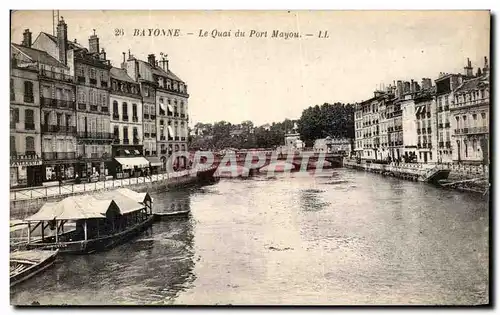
[10,251,58,287]
[27,215,155,255]
[154,210,190,220]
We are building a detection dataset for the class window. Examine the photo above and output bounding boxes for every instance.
[132,104,137,118]
[122,102,128,119]
[133,127,138,138]
[66,114,72,127]
[10,78,14,101]
[112,81,118,91]
[25,109,34,129]
[78,90,86,103]
[25,136,35,153]
[90,68,96,79]
[11,108,19,123]
[123,126,128,139]
[89,90,96,105]
[113,126,119,138]
[113,101,119,114]
[77,66,85,77]
[144,87,149,97]
[10,136,16,154]
[24,81,33,102]
[57,113,63,126]
[56,88,62,100]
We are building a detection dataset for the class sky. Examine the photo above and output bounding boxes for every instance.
[11,10,490,126]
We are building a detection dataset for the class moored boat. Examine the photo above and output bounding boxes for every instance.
[10,250,59,287]
[24,188,155,254]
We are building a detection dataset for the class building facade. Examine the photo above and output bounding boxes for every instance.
[124,53,189,170]
[109,66,149,176]
[10,41,43,187]
[451,58,490,165]
[33,18,113,180]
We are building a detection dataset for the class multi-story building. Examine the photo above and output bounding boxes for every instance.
[109,66,149,176]
[414,88,436,163]
[451,57,490,165]
[33,17,113,179]
[10,36,43,187]
[123,53,190,170]
[434,68,471,164]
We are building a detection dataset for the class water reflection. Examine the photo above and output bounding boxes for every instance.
[11,171,488,305]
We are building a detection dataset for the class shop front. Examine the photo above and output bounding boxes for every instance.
[113,157,150,179]
[10,155,43,188]
[145,156,162,174]
[43,163,76,182]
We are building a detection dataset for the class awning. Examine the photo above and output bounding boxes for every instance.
[159,103,165,111]
[146,156,163,167]
[124,150,131,155]
[167,126,174,137]
[167,104,174,112]
[115,157,150,170]
[134,150,140,155]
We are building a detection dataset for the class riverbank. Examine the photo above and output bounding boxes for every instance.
[344,159,489,195]
[10,166,217,220]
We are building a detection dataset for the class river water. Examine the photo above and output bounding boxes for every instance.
[10,169,489,305]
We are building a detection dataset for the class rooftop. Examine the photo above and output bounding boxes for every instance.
[11,43,67,68]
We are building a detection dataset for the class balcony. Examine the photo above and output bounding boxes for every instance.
[160,136,166,141]
[465,126,488,134]
[41,124,77,135]
[42,152,76,160]
[113,112,119,120]
[122,115,129,122]
[77,76,86,84]
[144,133,150,138]
[101,107,109,113]
[151,133,156,138]
[90,105,98,111]
[113,137,120,144]
[101,81,108,88]
[445,122,450,128]
[439,141,444,148]
[40,69,74,83]
[427,127,432,133]
[24,94,34,103]
[445,141,451,148]
[132,116,139,122]
[175,136,179,141]
[78,103,86,111]
[144,114,150,120]
[41,97,76,110]
[123,138,130,144]
[77,132,113,140]
[159,110,166,116]
[11,152,39,161]
[24,122,35,130]
[133,137,140,144]
[89,78,97,85]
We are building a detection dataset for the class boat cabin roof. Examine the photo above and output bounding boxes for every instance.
[25,189,152,222]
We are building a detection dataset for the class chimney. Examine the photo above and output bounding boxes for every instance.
[56,17,68,65]
[22,29,32,48]
[483,56,489,75]
[396,80,403,98]
[99,48,106,61]
[88,29,99,54]
[464,57,473,77]
[404,81,411,93]
[410,79,415,93]
[421,78,430,90]
[147,54,156,67]
[120,52,126,69]
[476,67,482,77]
